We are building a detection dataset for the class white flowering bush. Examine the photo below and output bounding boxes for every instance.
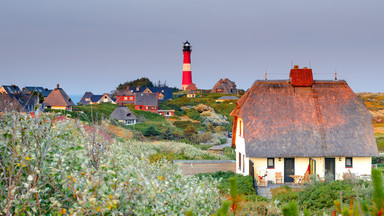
[211,133,228,145]
[201,111,229,127]
[0,112,221,215]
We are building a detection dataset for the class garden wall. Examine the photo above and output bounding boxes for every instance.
[174,160,236,175]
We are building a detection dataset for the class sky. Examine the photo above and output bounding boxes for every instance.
[1,0,383,95]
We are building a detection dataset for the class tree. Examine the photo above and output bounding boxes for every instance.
[163,128,173,140]
[143,125,161,137]
[117,77,154,90]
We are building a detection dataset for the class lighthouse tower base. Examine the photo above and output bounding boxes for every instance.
[182,83,198,91]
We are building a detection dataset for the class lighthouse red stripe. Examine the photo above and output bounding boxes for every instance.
[182,71,192,85]
[183,51,191,63]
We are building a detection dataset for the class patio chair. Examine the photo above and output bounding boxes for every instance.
[301,171,310,185]
[275,172,283,184]
[258,175,268,187]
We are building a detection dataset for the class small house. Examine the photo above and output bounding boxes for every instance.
[1,85,40,113]
[90,93,116,104]
[110,106,137,125]
[187,91,196,98]
[134,93,158,113]
[212,78,237,94]
[127,86,173,102]
[0,93,25,114]
[231,66,378,184]
[44,84,75,111]
[79,92,94,105]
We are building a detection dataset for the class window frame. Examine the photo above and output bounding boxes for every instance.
[267,158,275,169]
[238,153,242,170]
[345,157,353,168]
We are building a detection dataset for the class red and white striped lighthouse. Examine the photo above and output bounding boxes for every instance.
[181,41,197,90]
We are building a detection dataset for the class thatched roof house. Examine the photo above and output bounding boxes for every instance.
[44,84,75,111]
[0,94,25,114]
[231,65,378,183]
[212,78,237,94]
[110,106,137,125]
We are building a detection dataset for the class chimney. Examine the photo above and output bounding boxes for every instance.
[289,65,313,87]
[56,84,60,89]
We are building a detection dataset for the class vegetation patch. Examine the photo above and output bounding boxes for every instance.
[0,112,221,215]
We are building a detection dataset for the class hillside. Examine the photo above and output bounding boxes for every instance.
[357,93,384,151]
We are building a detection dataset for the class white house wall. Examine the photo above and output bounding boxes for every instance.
[247,156,372,183]
[235,118,247,175]
[335,157,371,180]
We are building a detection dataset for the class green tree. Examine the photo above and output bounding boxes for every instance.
[143,125,161,137]
[163,128,173,140]
[117,77,154,90]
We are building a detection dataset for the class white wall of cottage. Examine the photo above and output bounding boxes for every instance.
[235,118,248,175]
[334,157,371,180]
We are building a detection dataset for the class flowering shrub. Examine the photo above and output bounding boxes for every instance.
[0,112,221,215]
[201,111,229,126]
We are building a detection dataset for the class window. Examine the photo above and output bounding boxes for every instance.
[130,96,133,100]
[345,157,353,168]
[238,153,241,170]
[124,97,127,100]
[267,158,275,169]
[239,120,242,137]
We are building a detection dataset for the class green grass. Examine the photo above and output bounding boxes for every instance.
[160,93,237,125]
[224,147,236,160]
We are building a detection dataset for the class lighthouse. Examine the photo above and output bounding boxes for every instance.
[181,41,198,90]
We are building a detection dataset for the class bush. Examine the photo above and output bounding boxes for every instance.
[143,125,161,137]
[0,112,221,215]
[298,180,354,211]
[196,171,255,195]
[201,112,229,126]
[186,109,201,121]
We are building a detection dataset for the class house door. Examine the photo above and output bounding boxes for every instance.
[249,160,256,190]
[284,158,295,182]
[325,158,335,180]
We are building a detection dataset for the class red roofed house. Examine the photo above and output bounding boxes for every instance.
[231,65,378,185]
[134,93,158,113]
[44,84,75,111]
[116,88,135,105]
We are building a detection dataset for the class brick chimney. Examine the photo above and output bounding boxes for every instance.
[289,65,313,87]
[56,84,60,89]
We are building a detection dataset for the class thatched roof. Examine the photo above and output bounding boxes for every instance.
[231,71,378,158]
[0,94,25,113]
[110,106,137,120]
[44,85,75,107]
[79,92,93,105]
[211,78,237,94]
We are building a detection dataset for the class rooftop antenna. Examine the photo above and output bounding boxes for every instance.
[309,61,311,68]
[291,60,293,69]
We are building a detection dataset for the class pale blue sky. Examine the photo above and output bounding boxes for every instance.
[1,0,383,95]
